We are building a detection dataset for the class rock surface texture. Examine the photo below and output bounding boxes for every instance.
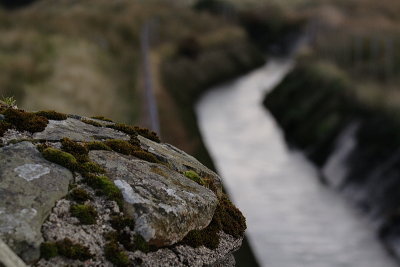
[0,107,245,266]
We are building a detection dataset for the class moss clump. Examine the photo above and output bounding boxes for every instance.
[104,241,131,267]
[4,108,48,133]
[61,138,89,163]
[85,141,111,151]
[215,194,246,238]
[83,174,123,207]
[56,238,92,261]
[35,110,68,121]
[181,216,220,249]
[40,238,92,261]
[70,204,98,225]
[107,123,137,136]
[91,116,113,122]
[184,170,205,186]
[0,121,11,137]
[81,119,103,127]
[181,193,246,249]
[132,151,160,164]
[110,215,135,231]
[79,161,105,174]
[132,234,153,253]
[68,188,92,203]
[134,127,161,143]
[41,147,78,170]
[40,242,58,260]
[104,139,138,155]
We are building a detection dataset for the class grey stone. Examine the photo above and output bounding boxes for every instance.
[138,136,223,196]
[33,118,129,142]
[0,238,27,267]
[89,150,218,246]
[0,114,5,121]
[0,142,73,263]
[173,232,241,267]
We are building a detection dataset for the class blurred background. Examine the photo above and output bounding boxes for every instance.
[2,0,400,266]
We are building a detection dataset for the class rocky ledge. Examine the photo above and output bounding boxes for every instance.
[0,106,246,266]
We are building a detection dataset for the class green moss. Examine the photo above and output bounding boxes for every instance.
[41,147,78,170]
[132,234,153,253]
[35,110,68,121]
[56,238,92,261]
[40,242,58,260]
[91,116,113,122]
[107,123,137,136]
[181,193,246,249]
[68,188,92,203]
[216,194,246,238]
[40,238,92,261]
[184,170,205,186]
[4,108,48,133]
[134,127,161,143]
[79,161,105,174]
[81,119,103,127]
[70,204,98,225]
[181,216,220,249]
[110,215,135,231]
[83,174,123,207]
[0,121,11,137]
[132,151,160,164]
[85,141,112,151]
[104,139,138,155]
[61,138,89,163]
[104,241,131,267]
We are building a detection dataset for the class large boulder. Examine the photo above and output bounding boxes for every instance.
[0,108,245,267]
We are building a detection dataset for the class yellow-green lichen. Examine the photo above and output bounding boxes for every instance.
[184,170,206,186]
[70,204,98,225]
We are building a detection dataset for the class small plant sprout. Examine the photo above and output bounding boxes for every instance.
[1,95,17,108]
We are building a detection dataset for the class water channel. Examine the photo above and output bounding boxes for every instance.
[195,58,396,267]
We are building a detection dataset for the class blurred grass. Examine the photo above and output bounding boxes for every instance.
[0,0,255,124]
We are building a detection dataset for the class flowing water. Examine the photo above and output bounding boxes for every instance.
[195,58,397,267]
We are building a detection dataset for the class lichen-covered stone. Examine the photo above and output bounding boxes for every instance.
[33,118,129,142]
[138,136,223,196]
[0,142,73,263]
[89,150,218,246]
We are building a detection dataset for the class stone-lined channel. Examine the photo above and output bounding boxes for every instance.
[195,58,396,267]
